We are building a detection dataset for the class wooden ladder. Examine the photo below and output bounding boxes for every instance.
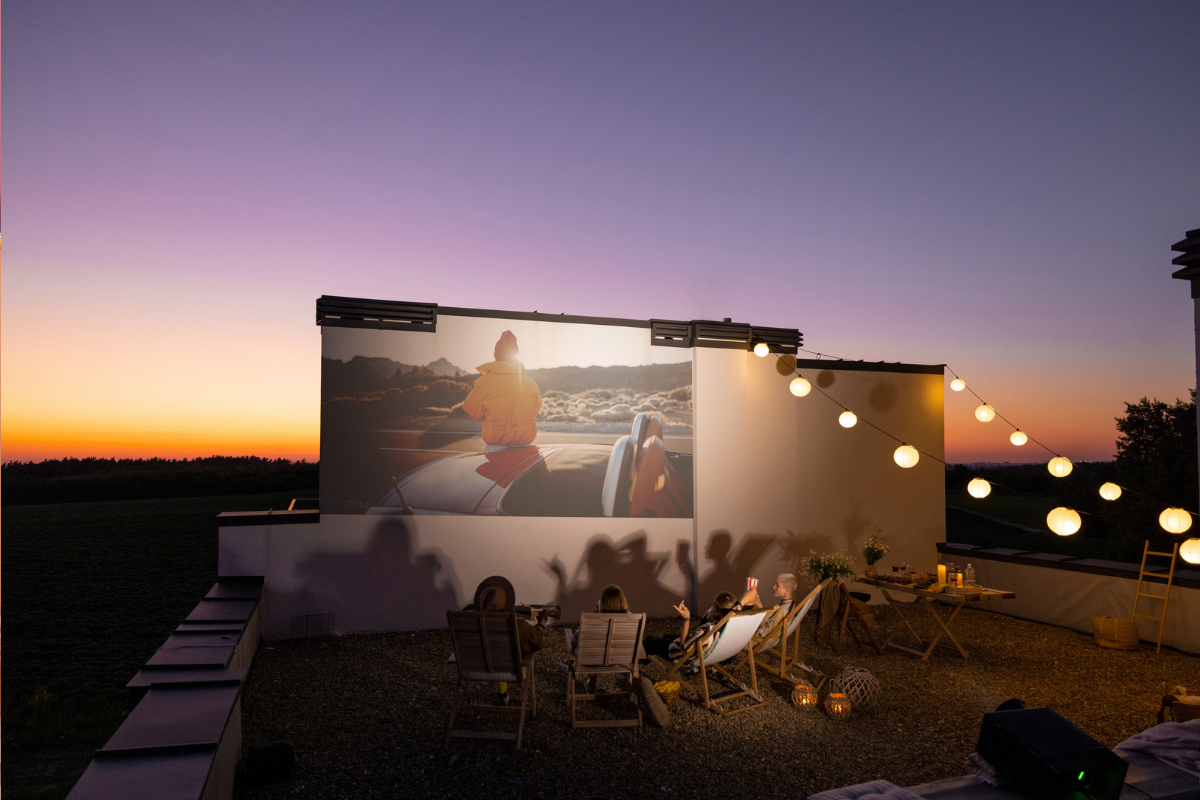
[1131,540,1179,653]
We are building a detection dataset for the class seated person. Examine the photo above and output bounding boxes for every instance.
[566,584,642,690]
[643,588,754,662]
[742,572,797,645]
[469,576,550,704]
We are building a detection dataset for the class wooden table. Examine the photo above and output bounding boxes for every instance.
[856,578,1015,661]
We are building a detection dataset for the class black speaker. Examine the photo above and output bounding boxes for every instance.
[977,708,1127,800]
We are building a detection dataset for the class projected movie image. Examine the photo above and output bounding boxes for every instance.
[320,317,693,517]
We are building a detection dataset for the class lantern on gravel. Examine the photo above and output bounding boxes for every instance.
[1010,430,1027,446]
[894,445,919,469]
[825,692,852,719]
[968,478,991,498]
[791,682,818,710]
[975,404,995,422]
[1098,482,1122,501]
[1047,507,1082,536]
[1181,539,1200,565]
[790,377,811,397]
[1160,508,1193,534]
[951,378,965,392]
[839,410,858,428]
[1047,457,1073,478]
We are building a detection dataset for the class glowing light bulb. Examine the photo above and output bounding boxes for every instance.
[839,410,857,428]
[1010,431,1027,446]
[894,445,919,468]
[950,378,965,392]
[975,404,995,422]
[1181,538,1200,565]
[1098,482,1121,501]
[1047,457,1073,478]
[967,478,991,498]
[1047,507,1081,536]
[789,377,811,397]
[1160,508,1193,534]
[753,342,769,357]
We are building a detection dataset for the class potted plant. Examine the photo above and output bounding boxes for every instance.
[861,529,889,578]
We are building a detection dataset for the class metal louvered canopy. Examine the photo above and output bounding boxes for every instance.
[1171,227,1200,297]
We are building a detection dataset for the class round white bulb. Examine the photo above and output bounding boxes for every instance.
[950,378,965,392]
[1098,482,1122,501]
[1047,457,1073,478]
[1160,508,1193,534]
[894,445,919,468]
[753,342,770,357]
[838,410,857,428]
[975,404,995,422]
[1047,507,1082,536]
[789,376,811,397]
[1010,431,1027,446]
[967,478,991,498]
[1181,538,1200,565]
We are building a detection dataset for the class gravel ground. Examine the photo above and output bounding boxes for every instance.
[235,605,1200,800]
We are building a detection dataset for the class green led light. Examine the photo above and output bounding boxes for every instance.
[1077,771,1085,781]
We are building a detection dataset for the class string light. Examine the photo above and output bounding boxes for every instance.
[1010,431,1027,446]
[975,404,996,422]
[789,376,811,397]
[1181,539,1200,565]
[1047,507,1081,536]
[839,410,858,428]
[894,445,919,468]
[754,341,770,357]
[1160,508,1193,534]
[950,378,965,391]
[1098,482,1122,501]
[1047,457,1073,478]
[967,478,991,498]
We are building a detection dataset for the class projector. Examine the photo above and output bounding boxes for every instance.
[977,707,1128,800]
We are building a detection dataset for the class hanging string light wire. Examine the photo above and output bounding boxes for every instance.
[943,366,1065,459]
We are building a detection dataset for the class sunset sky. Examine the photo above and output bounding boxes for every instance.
[4,2,1198,464]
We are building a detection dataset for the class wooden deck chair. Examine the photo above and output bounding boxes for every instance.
[731,578,830,688]
[445,611,538,750]
[832,584,882,655]
[653,607,772,716]
[565,612,646,728]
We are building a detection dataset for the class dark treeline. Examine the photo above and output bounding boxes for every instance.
[1,456,319,505]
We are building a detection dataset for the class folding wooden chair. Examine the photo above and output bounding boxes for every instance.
[731,578,830,688]
[653,607,772,716]
[565,612,646,728]
[445,610,538,749]
[831,584,882,655]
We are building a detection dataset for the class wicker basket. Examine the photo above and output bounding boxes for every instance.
[653,680,681,704]
[1090,616,1140,651]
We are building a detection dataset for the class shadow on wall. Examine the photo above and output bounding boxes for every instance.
[543,532,685,619]
[694,530,776,608]
[279,518,463,634]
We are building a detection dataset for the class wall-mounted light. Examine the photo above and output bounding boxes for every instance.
[1047,457,1073,478]
[1098,482,1122,501]
[790,376,811,397]
[1047,507,1081,536]
[950,378,965,392]
[839,410,857,428]
[753,341,770,357]
[1160,508,1193,534]
[893,445,919,468]
[1010,431,1027,446]
[967,478,991,498]
[975,404,995,422]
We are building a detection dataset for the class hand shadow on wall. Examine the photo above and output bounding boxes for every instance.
[694,530,776,609]
[542,532,683,620]
[282,517,462,633]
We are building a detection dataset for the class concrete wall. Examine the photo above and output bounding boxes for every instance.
[220,348,947,637]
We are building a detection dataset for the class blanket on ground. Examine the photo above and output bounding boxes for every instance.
[1116,718,1200,779]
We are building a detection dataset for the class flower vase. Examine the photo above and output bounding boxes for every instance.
[865,564,878,578]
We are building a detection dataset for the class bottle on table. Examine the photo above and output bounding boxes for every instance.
[965,563,976,586]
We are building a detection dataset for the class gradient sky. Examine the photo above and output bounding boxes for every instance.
[4,2,1199,464]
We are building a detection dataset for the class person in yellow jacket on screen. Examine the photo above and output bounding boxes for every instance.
[463,330,543,450]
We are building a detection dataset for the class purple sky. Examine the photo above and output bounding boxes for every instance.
[4,2,1199,463]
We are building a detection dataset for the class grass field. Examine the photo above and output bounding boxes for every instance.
[2,491,299,800]
[945,489,1061,531]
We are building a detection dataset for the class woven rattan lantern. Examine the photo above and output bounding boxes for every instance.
[790,376,812,397]
[1010,430,1027,446]
[950,378,965,392]
[893,445,919,469]
[1047,457,1073,478]
[975,404,995,422]
[1098,482,1122,501]
[1160,508,1193,534]
[825,692,852,719]
[1047,507,1081,536]
[839,410,857,428]
[967,478,991,498]
[791,682,818,710]
[830,666,881,711]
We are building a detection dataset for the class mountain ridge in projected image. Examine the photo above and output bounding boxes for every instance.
[319,317,693,518]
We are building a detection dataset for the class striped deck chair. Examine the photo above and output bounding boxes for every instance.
[445,611,538,750]
[653,607,772,716]
[731,578,830,688]
[565,612,647,728]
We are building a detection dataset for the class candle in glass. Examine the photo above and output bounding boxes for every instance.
[937,564,946,585]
